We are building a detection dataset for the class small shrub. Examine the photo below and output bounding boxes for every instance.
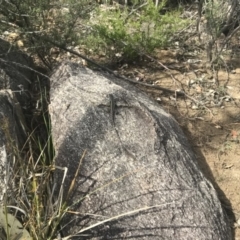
[0,0,97,67]
[81,0,189,61]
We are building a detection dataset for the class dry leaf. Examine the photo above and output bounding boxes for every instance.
[231,130,238,140]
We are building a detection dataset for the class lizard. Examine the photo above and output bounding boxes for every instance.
[109,94,138,162]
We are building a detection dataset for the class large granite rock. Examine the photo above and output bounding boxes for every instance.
[50,61,232,239]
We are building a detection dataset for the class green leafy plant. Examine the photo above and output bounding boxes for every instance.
[81,0,189,61]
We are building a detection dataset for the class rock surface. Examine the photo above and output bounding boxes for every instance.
[0,38,33,107]
[50,61,232,239]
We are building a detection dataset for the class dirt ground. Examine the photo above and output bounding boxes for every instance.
[111,49,240,239]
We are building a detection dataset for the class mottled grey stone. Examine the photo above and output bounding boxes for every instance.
[50,61,232,240]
